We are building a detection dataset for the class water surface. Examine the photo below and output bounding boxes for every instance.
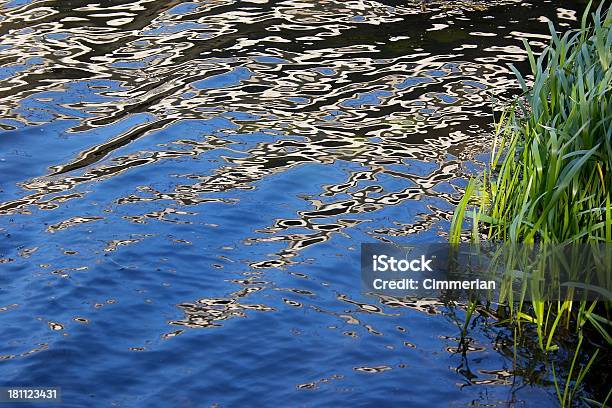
[0,1,587,406]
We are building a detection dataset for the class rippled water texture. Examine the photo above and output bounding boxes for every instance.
[0,1,587,406]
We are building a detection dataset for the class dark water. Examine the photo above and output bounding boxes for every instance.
[0,0,588,406]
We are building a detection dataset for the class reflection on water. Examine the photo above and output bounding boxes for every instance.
[0,0,584,406]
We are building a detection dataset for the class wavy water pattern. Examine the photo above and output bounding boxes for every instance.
[0,1,584,406]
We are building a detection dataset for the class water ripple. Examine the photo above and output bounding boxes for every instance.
[0,0,583,406]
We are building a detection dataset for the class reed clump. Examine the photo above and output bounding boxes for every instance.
[450,3,611,406]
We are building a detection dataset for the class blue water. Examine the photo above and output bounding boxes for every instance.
[0,0,587,406]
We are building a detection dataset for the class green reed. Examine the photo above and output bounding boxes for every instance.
[450,2,611,405]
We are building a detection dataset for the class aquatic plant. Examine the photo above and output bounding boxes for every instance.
[450,2,612,406]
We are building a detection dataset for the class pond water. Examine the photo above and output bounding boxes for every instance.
[0,0,588,406]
